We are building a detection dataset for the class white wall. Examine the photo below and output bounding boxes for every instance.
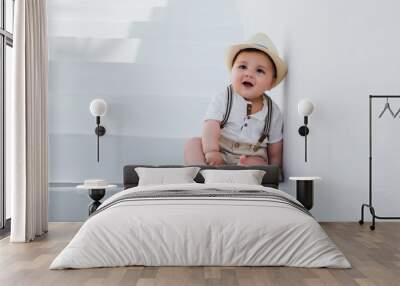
[237,0,400,220]
[48,0,243,181]
[48,0,400,221]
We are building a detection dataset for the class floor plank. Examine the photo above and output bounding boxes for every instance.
[0,222,399,286]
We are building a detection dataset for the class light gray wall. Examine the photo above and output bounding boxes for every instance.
[237,0,400,221]
[48,0,246,221]
[48,0,243,185]
[48,0,400,221]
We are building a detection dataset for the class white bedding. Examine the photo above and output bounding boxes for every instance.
[50,183,351,269]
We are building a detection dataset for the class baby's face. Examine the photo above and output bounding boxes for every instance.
[231,51,276,102]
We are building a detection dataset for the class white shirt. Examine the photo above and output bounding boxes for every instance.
[204,90,283,146]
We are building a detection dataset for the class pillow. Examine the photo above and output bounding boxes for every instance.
[135,167,201,186]
[200,169,266,185]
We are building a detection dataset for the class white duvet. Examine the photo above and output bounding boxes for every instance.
[50,183,351,269]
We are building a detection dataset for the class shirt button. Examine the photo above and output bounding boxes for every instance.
[234,143,240,148]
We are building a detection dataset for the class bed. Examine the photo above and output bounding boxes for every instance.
[50,165,350,269]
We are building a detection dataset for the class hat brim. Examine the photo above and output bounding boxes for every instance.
[226,43,288,88]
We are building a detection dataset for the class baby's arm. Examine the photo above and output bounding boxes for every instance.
[202,120,224,165]
[267,139,283,168]
[202,120,220,152]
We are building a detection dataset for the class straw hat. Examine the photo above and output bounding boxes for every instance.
[225,33,288,88]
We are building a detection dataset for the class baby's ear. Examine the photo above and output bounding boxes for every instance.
[267,78,277,90]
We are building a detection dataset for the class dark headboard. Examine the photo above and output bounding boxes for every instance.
[123,165,280,190]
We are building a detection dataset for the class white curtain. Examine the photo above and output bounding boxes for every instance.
[9,0,48,242]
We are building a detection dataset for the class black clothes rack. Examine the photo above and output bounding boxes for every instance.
[359,95,400,230]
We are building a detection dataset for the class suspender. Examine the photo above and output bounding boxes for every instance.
[220,84,273,151]
[220,85,233,129]
[253,95,272,151]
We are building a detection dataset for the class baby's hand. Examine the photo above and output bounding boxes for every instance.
[205,151,224,166]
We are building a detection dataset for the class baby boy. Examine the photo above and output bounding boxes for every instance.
[184,33,287,168]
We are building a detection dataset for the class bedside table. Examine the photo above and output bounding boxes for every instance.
[77,182,117,215]
[289,177,321,210]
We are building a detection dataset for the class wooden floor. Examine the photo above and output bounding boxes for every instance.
[0,222,399,286]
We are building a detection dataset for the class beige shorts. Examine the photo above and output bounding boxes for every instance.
[219,136,268,165]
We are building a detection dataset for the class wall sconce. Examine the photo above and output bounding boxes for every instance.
[89,99,107,162]
[298,99,314,162]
